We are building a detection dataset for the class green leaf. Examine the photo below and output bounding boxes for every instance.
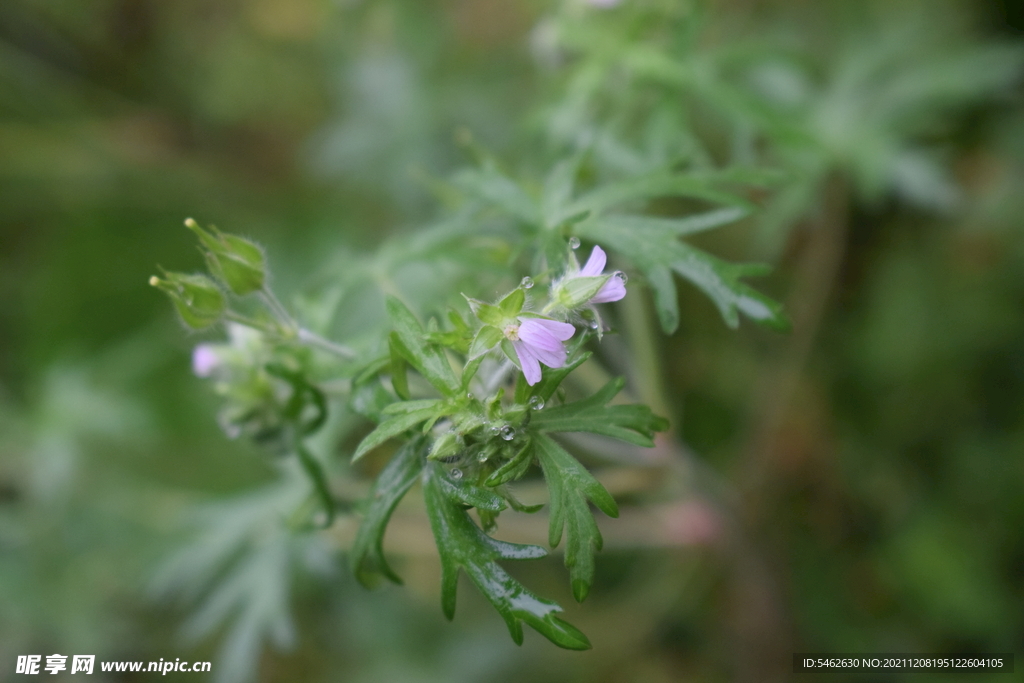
[468,325,504,360]
[452,165,540,225]
[422,462,590,650]
[578,217,789,331]
[350,438,425,587]
[463,296,505,326]
[386,296,460,395]
[533,434,617,603]
[498,288,525,317]
[438,470,507,512]
[380,399,443,417]
[541,153,585,229]
[485,440,535,486]
[646,265,679,334]
[559,172,754,223]
[590,206,749,237]
[388,336,411,400]
[352,405,442,462]
[531,377,669,447]
[296,443,335,528]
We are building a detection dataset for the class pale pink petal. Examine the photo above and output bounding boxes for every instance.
[192,344,220,377]
[589,276,627,303]
[513,341,542,385]
[524,337,567,369]
[519,317,576,342]
[579,245,607,277]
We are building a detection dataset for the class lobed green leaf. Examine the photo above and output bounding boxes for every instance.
[350,439,425,587]
[421,462,589,650]
[533,434,618,603]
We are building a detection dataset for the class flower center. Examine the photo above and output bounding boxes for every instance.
[503,323,520,341]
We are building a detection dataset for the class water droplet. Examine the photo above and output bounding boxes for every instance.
[589,319,600,330]
[529,396,545,410]
[568,236,581,249]
[450,468,463,480]
[466,392,474,400]
[520,276,534,289]
[489,425,500,434]
[476,451,490,463]
[499,425,516,441]
[615,270,628,283]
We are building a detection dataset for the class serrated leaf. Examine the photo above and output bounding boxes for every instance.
[533,434,618,603]
[350,439,425,586]
[352,405,442,462]
[530,377,669,447]
[386,296,460,395]
[422,462,590,650]
[578,217,789,331]
[468,325,504,360]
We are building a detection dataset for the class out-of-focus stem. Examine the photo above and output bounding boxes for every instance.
[297,328,356,359]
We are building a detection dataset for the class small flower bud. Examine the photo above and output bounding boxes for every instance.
[150,272,226,329]
[185,218,266,295]
[428,430,462,461]
[551,274,610,309]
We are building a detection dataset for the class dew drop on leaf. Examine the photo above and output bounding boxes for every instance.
[520,276,534,289]
[529,395,545,410]
[499,425,516,441]
[568,237,581,249]
[450,468,463,480]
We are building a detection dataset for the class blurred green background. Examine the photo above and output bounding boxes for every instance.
[2,0,1023,682]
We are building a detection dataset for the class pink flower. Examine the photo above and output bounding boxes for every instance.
[507,318,576,385]
[191,344,221,377]
[579,245,626,303]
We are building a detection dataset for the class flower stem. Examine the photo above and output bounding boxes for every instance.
[297,328,356,359]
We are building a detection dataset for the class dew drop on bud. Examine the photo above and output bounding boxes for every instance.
[499,425,516,441]
[590,319,600,330]
[568,236,581,249]
[451,468,463,480]
[520,276,534,289]
[615,270,628,283]
[529,395,545,410]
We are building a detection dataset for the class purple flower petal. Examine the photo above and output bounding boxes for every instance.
[589,276,627,303]
[580,245,607,277]
[513,340,542,385]
[519,317,576,341]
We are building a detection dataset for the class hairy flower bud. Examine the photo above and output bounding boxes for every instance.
[185,218,266,295]
[149,272,226,329]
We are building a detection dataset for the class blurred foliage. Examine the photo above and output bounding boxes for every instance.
[2,0,1023,682]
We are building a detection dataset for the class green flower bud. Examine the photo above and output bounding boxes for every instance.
[551,274,610,310]
[185,218,266,295]
[428,430,461,461]
[149,272,226,329]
